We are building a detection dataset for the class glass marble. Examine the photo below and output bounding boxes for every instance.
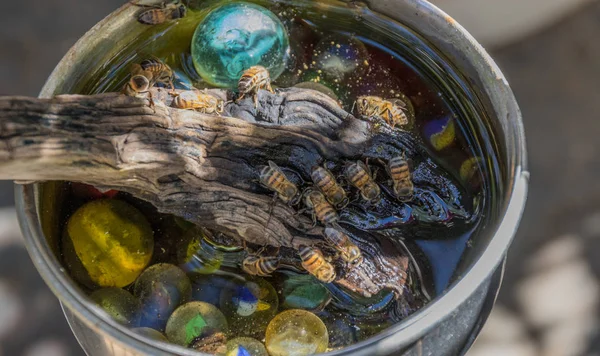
[460,156,482,188]
[316,311,357,349]
[424,116,456,151]
[294,82,339,102]
[280,273,331,312]
[223,337,268,356]
[89,287,140,326]
[62,199,153,288]
[178,228,223,275]
[191,2,290,88]
[219,276,278,338]
[165,301,229,346]
[132,327,168,342]
[313,34,369,83]
[134,263,192,331]
[191,274,237,306]
[265,309,329,356]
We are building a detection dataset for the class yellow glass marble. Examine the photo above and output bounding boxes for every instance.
[265,310,329,356]
[165,301,229,346]
[63,199,154,288]
[223,337,268,356]
[460,157,482,182]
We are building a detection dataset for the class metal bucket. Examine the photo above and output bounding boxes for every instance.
[15,0,528,355]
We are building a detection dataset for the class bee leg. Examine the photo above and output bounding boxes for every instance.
[235,92,246,104]
[131,1,165,9]
[294,208,308,216]
[253,93,259,109]
[264,193,277,234]
[372,167,380,181]
[266,83,275,94]
[168,80,176,95]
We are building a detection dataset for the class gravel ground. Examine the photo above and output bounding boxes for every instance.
[0,1,599,355]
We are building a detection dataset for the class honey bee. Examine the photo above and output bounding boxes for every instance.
[140,57,174,90]
[311,166,349,208]
[355,96,411,128]
[299,246,336,283]
[387,155,414,201]
[259,161,299,205]
[122,64,156,106]
[237,66,275,107]
[324,227,364,267]
[172,91,225,114]
[242,255,280,277]
[304,189,339,226]
[344,160,380,202]
[135,1,187,25]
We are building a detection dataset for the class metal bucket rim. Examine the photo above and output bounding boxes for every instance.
[16,0,529,355]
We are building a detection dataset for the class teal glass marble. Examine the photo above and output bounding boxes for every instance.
[279,273,331,312]
[191,2,290,88]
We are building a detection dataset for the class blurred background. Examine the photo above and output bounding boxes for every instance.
[0,0,598,355]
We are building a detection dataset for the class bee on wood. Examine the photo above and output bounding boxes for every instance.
[259,161,300,205]
[242,255,280,277]
[140,57,174,90]
[304,189,339,226]
[122,64,156,107]
[354,95,412,128]
[172,91,225,114]
[237,66,275,108]
[299,246,336,283]
[135,1,187,25]
[387,154,414,202]
[344,160,380,202]
[311,166,349,209]
[324,227,364,267]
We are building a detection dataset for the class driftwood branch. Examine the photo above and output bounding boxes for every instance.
[0,87,467,298]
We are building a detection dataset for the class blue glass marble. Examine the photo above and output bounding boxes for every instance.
[314,34,368,82]
[423,116,456,151]
[191,2,290,88]
[219,277,278,338]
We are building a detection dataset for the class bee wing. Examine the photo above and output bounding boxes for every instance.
[267,160,283,173]
[130,63,144,75]
[357,160,372,176]
[390,96,415,117]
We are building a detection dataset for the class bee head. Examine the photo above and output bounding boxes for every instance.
[348,247,364,267]
[318,265,337,283]
[178,5,187,17]
[130,75,150,92]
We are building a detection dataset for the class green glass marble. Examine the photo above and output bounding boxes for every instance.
[89,287,140,326]
[134,264,192,331]
[132,327,168,342]
[219,277,278,338]
[223,337,268,356]
[165,301,229,346]
[191,2,290,88]
[265,309,329,356]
